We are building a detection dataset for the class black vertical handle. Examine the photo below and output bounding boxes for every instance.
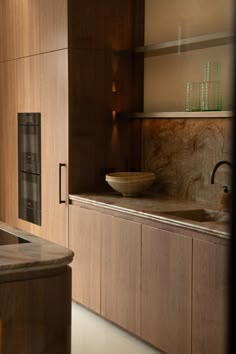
[59,163,66,204]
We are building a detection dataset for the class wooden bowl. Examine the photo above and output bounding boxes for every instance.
[105,172,156,197]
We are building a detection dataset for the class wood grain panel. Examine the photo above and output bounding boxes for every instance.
[68,49,109,193]
[17,55,41,112]
[68,0,144,193]
[16,55,41,235]
[0,266,71,354]
[0,62,5,221]
[101,214,141,335]
[69,205,101,313]
[68,0,106,50]
[0,0,16,61]
[192,239,229,354]
[68,0,144,50]
[0,61,18,226]
[141,225,192,354]
[40,0,68,53]
[40,49,68,247]
[15,0,40,57]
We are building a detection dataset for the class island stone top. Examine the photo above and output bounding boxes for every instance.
[69,192,230,240]
[0,222,74,273]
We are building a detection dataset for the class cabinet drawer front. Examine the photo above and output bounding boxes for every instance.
[141,225,192,354]
[101,214,141,336]
[69,205,101,314]
[192,239,229,354]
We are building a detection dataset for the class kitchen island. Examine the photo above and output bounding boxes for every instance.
[0,222,74,354]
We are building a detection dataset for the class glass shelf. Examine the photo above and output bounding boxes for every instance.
[135,32,234,57]
[119,111,232,119]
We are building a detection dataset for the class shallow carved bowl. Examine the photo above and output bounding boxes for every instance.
[105,172,156,197]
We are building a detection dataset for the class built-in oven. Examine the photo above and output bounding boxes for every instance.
[18,113,41,225]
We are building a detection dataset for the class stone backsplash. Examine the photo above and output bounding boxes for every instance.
[142,118,232,208]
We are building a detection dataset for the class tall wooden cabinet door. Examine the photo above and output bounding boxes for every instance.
[0,62,6,221]
[16,55,42,236]
[40,0,68,53]
[141,225,192,354]
[15,0,40,58]
[41,50,68,247]
[192,239,229,354]
[101,214,141,336]
[69,205,101,314]
[17,55,41,113]
[0,0,16,61]
[0,61,18,226]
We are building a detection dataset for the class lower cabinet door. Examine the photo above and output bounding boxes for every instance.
[192,239,229,354]
[141,225,192,354]
[101,214,141,336]
[69,205,101,314]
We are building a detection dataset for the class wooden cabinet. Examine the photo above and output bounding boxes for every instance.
[16,55,42,236]
[101,214,141,336]
[69,205,101,314]
[192,239,229,354]
[0,0,16,61]
[16,55,41,113]
[14,50,69,243]
[141,225,192,354]
[0,61,18,226]
[1,0,68,60]
[40,50,68,247]
[69,201,229,353]
[15,0,40,58]
[0,266,71,354]
[40,0,68,53]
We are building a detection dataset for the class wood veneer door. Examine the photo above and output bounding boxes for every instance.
[0,0,16,61]
[69,205,101,314]
[17,55,41,113]
[0,62,5,221]
[40,0,68,53]
[192,239,229,354]
[0,267,71,354]
[141,225,192,354]
[15,0,40,58]
[101,214,141,336]
[0,61,18,226]
[41,50,68,247]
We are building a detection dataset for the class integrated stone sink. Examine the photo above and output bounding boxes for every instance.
[161,209,230,223]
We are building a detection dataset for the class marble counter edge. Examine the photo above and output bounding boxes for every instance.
[0,222,74,273]
[69,194,230,240]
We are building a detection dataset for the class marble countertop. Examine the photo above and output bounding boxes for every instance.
[69,193,230,240]
[0,222,74,273]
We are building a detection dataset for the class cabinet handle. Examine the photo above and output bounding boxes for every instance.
[59,163,66,204]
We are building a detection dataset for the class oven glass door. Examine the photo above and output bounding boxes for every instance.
[18,124,41,174]
[19,172,41,225]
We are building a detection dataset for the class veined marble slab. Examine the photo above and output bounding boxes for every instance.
[0,222,74,273]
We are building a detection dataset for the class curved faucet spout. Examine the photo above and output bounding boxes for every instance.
[211,160,232,184]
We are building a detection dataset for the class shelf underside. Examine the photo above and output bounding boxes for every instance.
[124,111,232,119]
[135,32,234,57]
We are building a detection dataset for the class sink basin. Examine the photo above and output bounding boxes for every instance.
[161,209,230,223]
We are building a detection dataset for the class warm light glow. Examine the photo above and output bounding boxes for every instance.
[112,81,117,93]
[112,110,116,120]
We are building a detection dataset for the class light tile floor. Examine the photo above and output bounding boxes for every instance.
[71,302,160,354]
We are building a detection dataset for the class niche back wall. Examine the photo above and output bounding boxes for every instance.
[142,0,233,206]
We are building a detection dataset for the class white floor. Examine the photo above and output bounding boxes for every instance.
[71,302,161,354]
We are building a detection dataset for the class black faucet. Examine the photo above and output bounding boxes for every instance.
[211,160,232,184]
